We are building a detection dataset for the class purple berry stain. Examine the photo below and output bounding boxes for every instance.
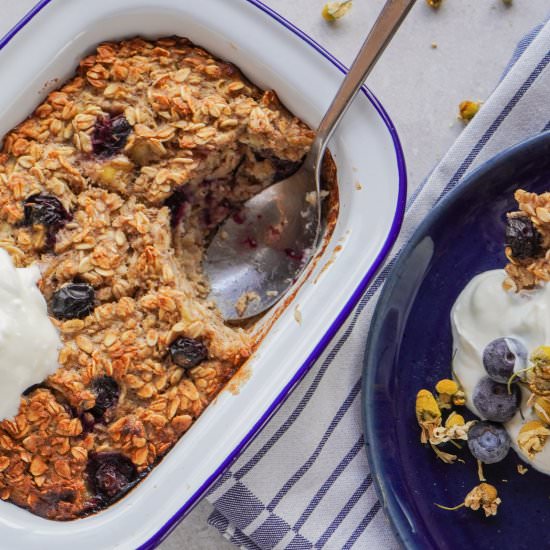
[243,237,258,249]
[232,211,246,224]
[285,248,303,261]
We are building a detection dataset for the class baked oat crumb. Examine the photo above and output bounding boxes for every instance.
[235,291,260,317]
[322,1,353,21]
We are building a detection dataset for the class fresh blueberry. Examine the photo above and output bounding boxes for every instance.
[92,114,132,157]
[473,376,520,422]
[51,282,95,320]
[87,452,137,500]
[90,376,119,419]
[505,216,541,259]
[169,336,207,368]
[482,337,527,383]
[468,421,511,464]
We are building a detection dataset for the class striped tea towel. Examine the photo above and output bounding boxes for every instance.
[202,18,550,550]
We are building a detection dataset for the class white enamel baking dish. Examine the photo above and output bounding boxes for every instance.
[0,0,406,547]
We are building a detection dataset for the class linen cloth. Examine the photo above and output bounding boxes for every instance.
[206,18,550,550]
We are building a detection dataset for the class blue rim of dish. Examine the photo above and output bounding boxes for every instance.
[362,129,550,550]
[0,1,408,547]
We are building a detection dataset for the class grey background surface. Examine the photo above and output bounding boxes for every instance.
[1,1,548,548]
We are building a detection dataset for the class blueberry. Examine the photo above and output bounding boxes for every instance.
[169,336,207,368]
[164,187,188,227]
[79,411,96,433]
[482,337,527,383]
[505,216,541,259]
[51,282,95,320]
[23,194,71,246]
[92,114,132,157]
[22,383,49,396]
[468,421,511,464]
[87,452,137,500]
[473,376,520,422]
[90,376,119,419]
[253,149,302,182]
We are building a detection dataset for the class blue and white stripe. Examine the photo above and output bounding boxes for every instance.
[206,19,550,550]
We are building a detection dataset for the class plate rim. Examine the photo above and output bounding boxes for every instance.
[362,129,550,550]
[1,1,408,547]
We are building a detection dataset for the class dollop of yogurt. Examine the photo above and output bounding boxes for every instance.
[0,249,61,420]
[452,269,550,475]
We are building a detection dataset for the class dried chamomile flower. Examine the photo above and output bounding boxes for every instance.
[464,483,501,517]
[430,444,459,464]
[431,420,474,445]
[528,346,550,396]
[517,464,528,475]
[445,411,465,428]
[322,1,352,22]
[436,483,502,517]
[534,396,550,424]
[458,100,481,123]
[517,420,550,459]
[435,378,465,409]
[426,0,443,9]
[416,389,441,443]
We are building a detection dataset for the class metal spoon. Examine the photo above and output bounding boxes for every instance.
[205,0,416,321]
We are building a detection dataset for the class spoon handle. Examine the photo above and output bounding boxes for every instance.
[309,0,416,169]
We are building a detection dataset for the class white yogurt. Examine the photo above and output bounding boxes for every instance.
[451,269,550,475]
[0,249,61,421]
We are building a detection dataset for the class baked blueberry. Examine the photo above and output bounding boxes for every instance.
[164,187,188,227]
[473,376,520,422]
[253,149,302,182]
[24,194,71,227]
[467,421,511,464]
[87,452,137,500]
[169,336,207,368]
[51,282,95,320]
[79,411,96,434]
[482,337,527,383]
[505,216,541,259]
[92,114,132,157]
[90,376,120,419]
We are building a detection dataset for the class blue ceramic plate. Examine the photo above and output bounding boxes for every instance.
[363,131,550,550]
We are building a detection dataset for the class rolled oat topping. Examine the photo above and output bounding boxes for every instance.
[0,36,327,520]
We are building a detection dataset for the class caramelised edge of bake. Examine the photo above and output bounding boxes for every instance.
[504,189,550,292]
[0,36,322,520]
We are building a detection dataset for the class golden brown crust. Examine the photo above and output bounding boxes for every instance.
[0,36,316,520]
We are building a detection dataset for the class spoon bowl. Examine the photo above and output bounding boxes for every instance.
[204,159,319,321]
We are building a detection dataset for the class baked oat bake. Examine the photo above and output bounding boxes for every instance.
[0,36,320,520]
[504,189,550,291]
